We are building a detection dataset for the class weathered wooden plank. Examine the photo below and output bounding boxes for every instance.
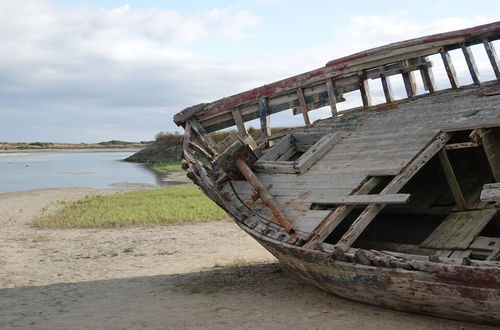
[258,98,272,137]
[420,64,437,93]
[481,187,500,202]
[260,135,292,161]
[420,209,497,249]
[334,132,450,250]
[314,193,410,205]
[358,74,372,108]
[461,44,481,85]
[302,176,382,249]
[438,149,467,211]
[483,39,500,79]
[380,75,394,103]
[297,87,311,125]
[402,70,418,97]
[295,133,342,173]
[189,119,219,155]
[231,109,247,137]
[326,79,338,116]
[444,142,480,150]
[440,51,460,89]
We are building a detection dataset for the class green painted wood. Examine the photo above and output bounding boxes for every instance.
[420,209,497,249]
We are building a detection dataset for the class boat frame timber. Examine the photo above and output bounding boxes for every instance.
[174,22,500,324]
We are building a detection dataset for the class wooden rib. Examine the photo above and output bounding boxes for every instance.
[480,128,500,181]
[379,66,394,103]
[258,98,272,138]
[419,62,436,93]
[232,109,247,138]
[326,79,338,116]
[297,87,311,125]
[438,149,467,211]
[483,39,500,80]
[440,51,460,89]
[189,119,219,155]
[302,176,383,249]
[402,63,418,97]
[334,132,451,251]
[461,44,481,85]
[358,74,372,108]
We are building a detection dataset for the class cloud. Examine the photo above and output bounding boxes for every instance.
[0,1,264,142]
[0,1,497,142]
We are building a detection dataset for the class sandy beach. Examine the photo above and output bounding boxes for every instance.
[0,187,495,329]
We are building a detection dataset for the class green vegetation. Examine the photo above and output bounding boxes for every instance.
[149,160,184,173]
[97,140,134,146]
[33,186,230,228]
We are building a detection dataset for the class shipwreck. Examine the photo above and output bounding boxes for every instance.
[173,22,500,324]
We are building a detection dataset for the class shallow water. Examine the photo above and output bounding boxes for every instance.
[0,151,172,193]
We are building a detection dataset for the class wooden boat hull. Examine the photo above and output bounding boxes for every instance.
[239,224,500,325]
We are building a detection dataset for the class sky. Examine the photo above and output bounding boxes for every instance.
[1,0,499,143]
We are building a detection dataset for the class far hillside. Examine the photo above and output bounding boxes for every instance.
[0,140,151,150]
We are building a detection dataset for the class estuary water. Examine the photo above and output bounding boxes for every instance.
[0,151,173,193]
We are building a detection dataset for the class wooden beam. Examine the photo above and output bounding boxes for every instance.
[258,98,272,138]
[440,51,460,89]
[232,109,247,138]
[358,74,372,108]
[461,44,481,85]
[325,79,338,116]
[379,69,394,103]
[438,149,467,211]
[483,39,500,80]
[444,142,480,150]
[420,62,437,93]
[302,176,383,249]
[297,87,311,125]
[480,128,500,181]
[189,119,219,155]
[334,132,451,250]
[314,193,410,205]
[402,69,418,98]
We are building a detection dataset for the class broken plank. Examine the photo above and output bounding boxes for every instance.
[334,132,451,250]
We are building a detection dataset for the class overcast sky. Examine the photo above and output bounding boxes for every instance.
[1,0,499,143]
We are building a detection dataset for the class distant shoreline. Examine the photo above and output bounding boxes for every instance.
[0,147,145,156]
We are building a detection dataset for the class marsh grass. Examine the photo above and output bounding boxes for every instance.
[150,160,184,173]
[33,186,230,228]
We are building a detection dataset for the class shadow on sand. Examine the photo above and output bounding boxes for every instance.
[0,263,492,330]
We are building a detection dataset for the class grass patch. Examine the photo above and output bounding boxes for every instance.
[33,186,230,228]
[150,160,184,173]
